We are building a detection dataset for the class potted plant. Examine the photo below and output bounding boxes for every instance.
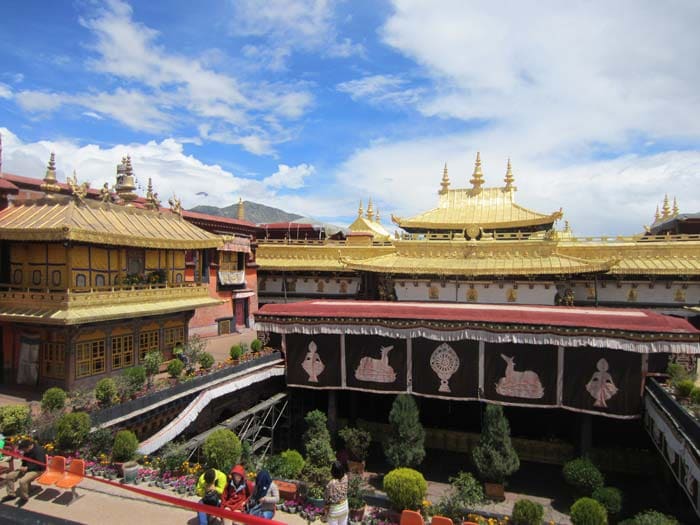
[348,474,366,522]
[472,405,520,500]
[339,427,371,474]
[111,429,139,481]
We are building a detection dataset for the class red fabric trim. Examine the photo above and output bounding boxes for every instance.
[258,300,700,335]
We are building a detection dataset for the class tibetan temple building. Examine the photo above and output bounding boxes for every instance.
[0,155,258,389]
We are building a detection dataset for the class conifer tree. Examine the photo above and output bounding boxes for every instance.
[472,404,519,483]
[384,394,425,468]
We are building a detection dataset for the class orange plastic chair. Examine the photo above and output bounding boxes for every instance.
[400,509,425,525]
[55,459,85,505]
[37,455,66,486]
[431,516,453,525]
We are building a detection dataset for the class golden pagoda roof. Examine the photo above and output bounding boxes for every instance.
[392,187,562,231]
[347,216,391,240]
[256,242,394,272]
[343,239,610,276]
[0,197,223,249]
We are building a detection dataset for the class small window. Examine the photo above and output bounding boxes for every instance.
[13,269,22,284]
[95,275,106,287]
[32,270,42,285]
[218,319,231,335]
[51,270,62,287]
[175,273,183,283]
[76,274,87,288]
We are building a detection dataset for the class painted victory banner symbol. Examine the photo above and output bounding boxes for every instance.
[586,358,618,407]
[495,354,545,399]
[430,343,460,392]
[302,340,325,382]
[355,345,397,383]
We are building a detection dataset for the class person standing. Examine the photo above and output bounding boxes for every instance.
[325,461,349,525]
[195,468,227,525]
[2,438,45,507]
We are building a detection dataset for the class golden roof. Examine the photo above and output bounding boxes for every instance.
[342,239,609,276]
[256,242,394,272]
[0,198,222,249]
[348,216,391,240]
[392,187,562,231]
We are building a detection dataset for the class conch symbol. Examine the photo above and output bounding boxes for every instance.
[302,341,324,383]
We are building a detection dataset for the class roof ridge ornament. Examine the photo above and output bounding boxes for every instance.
[115,154,138,205]
[41,152,62,196]
[358,200,364,218]
[672,196,679,217]
[169,194,183,218]
[661,194,671,219]
[67,170,89,205]
[366,197,374,220]
[144,178,161,210]
[439,162,450,194]
[503,157,515,191]
[469,151,485,193]
[376,208,381,223]
[653,204,660,223]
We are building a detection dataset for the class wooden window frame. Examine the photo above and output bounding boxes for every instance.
[75,339,106,378]
[138,330,160,361]
[112,334,134,370]
[42,342,65,379]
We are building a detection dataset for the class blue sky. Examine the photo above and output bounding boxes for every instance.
[1,0,699,234]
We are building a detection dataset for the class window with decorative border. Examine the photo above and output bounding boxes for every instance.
[139,330,160,361]
[163,326,185,349]
[218,319,231,335]
[76,339,106,378]
[42,343,65,379]
[112,334,134,370]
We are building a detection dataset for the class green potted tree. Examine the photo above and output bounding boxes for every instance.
[384,394,425,468]
[301,410,335,507]
[472,404,520,500]
[339,426,371,474]
[347,474,366,522]
[112,429,139,481]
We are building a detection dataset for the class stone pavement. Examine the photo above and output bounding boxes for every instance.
[204,328,259,363]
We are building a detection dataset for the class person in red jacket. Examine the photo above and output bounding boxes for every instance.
[221,464,252,513]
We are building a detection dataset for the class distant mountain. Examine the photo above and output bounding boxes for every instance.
[189,201,303,225]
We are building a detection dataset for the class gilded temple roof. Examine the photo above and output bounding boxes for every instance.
[393,187,562,231]
[0,198,223,249]
[347,216,391,240]
[256,243,394,272]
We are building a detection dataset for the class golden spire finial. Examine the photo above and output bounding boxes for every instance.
[144,178,160,210]
[237,197,245,220]
[469,151,484,192]
[662,194,671,219]
[654,204,660,223]
[439,162,450,194]
[41,152,61,196]
[672,196,679,217]
[375,208,381,223]
[504,157,515,190]
[67,170,89,204]
[366,197,374,220]
[115,154,137,205]
[358,200,364,217]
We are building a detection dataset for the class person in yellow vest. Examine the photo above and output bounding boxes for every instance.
[195,468,227,525]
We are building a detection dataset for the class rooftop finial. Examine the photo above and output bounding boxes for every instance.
[654,204,660,223]
[237,197,245,220]
[439,162,450,194]
[144,178,160,210]
[662,194,671,219]
[504,157,515,190]
[469,151,484,192]
[67,170,89,204]
[672,196,679,217]
[115,155,137,205]
[366,197,374,220]
[375,208,381,222]
[169,195,182,217]
[358,200,364,217]
[41,152,61,196]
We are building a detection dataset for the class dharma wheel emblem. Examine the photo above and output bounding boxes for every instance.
[430,343,460,392]
[302,341,325,383]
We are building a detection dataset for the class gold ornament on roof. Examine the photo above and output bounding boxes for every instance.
[169,195,183,217]
[504,158,515,191]
[469,151,485,192]
[375,208,381,222]
[439,162,450,194]
[358,200,364,217]
[144,178,161,210]
[662,194,671,219]
[672,197,679,217]
[99,182,112,203]
[654,204,660,223]
[67,170,89,204]
[115,155,137,204]
[41,152,62,195]
[366,197,374,220]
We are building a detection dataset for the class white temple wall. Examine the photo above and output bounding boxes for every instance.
[570,280,700,305]
[259,273,360,296]
[394,280,557,305]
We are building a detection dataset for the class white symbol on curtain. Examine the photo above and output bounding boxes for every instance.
[430,343,460,392]
[301,341,325,383]
[495,354,545,399]
[586,358,618,407]
[355,345,396,383]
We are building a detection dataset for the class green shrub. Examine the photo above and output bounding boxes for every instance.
[563,458,604,495]
[666,362,691,384]
[472,404,520,484]
[383,467,427,511]
[384,394,425,468]
[348,474,365,511]
[95,378,118,407]
[122,366,146,394]
[592,486,622,516]
[230,344,243,360]
[167,358,185,379]
[674,379,695,398]
[199,352,215,370]
[278,449,305,479]
[433,471,484,522]
[143,350,163,387]
[41,387,67,412]
[250,339,262,353]
[339,426,371,462]
[618,510,678,525]
[512,499,545,525]
[161,441,188,473]
[55,412,91,451]
[690,387,700,405]
[302,410,335,493]
[0,405,30,435]
[112,430,139,462]
[570,497,607,525]
[87,427,114,456]
[203,428,242,472]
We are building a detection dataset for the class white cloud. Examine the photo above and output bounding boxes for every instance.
[82,111,104,120]
[336,74,424,107]
[0,83,11,99]
[263,163,315,189]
